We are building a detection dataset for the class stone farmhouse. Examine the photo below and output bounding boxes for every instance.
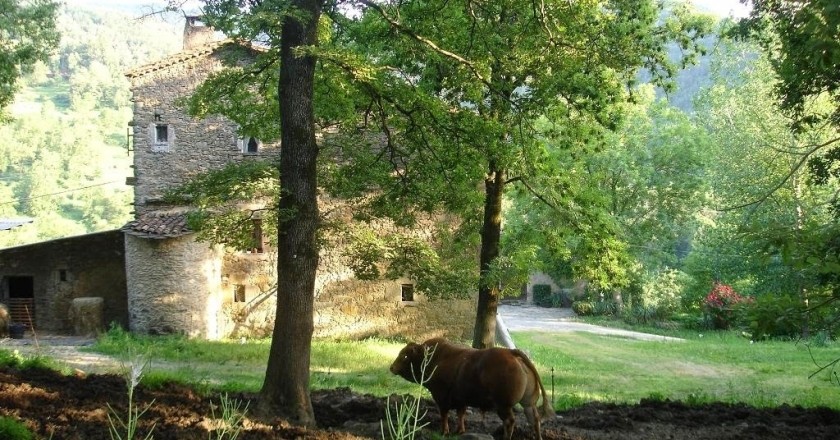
[0,18,475,341]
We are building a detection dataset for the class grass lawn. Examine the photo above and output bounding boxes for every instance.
[514,330,840,410]
[78,327,840,410]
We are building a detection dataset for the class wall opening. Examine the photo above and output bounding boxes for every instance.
[4,276,35,327]
[401,283,414,302]
[234,284,246,303]
[7,276,34,298]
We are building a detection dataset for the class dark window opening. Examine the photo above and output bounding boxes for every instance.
[246,137,259,154]
[251,218,264,253]
[155,124,169,144]
[8,276,34,299]
[401,283,415,302]
[234,284,246,303]
[59,270,67,282]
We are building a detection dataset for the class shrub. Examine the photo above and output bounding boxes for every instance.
[742,294,839,341]
[0,416,33,440]
[623,305,666,325]
[637,269,687,317]
[533,284,553,307]
[572,301,595,316]
[593,300,619,316]
[702,282,752,329]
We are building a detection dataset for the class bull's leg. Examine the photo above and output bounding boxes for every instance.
[523,405,543,440]
[439,408,450,435]
[456,407,467,434]
[497,407,516,440]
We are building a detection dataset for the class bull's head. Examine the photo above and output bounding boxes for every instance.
[389,342,427,383]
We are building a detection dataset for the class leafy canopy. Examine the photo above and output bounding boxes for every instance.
[0,0,59,119]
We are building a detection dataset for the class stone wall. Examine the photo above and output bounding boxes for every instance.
[128,44,276,215]
[217,245,476,342]
[0,231,127,332]
[124,233,225,338]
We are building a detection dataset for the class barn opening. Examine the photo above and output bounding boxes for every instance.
[4,276,35,327]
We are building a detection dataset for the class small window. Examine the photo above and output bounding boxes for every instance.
[155,125,169,144]
[233,284,246,303]
[401,284,415,302]
[251,218,264,253]
[149,123,174,152]
[59,269,67,282]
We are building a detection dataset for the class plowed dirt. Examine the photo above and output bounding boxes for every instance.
[2,365,840,439]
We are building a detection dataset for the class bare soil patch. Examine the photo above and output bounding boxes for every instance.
[2,365,840,439]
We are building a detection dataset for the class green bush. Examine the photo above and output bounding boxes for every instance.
[623,304,667,325]
[572,301,595,316]
[0,416,33,440]
[593,300,619,316]
[533,284,553,307]
[637,268,687,317]
[744,295,808,340]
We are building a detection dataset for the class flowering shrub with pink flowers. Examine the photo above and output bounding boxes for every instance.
[702,282,752,329]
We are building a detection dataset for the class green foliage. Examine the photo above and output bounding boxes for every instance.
[0,5,178,248]
[0,416,33,440]
[737,0,840,131]
[630,268,690,319]
[0,0,59,119]
[532,284,554,308]
[340,224,476,299]
[687,36,840,339]
[744,294,808,340]
[622,304,669,326]
[572,301,595,316]
[165,160,280,251]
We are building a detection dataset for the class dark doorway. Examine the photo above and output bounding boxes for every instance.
[8,276,34,298]
[5,276,35,327]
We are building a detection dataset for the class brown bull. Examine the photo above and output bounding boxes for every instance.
[390,337,554,440]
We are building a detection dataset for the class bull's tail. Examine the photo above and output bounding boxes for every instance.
[512,349,555,418]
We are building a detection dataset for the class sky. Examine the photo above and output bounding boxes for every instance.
[691,0,751,18]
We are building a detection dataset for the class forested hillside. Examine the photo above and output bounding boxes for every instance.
[0,5,181,248]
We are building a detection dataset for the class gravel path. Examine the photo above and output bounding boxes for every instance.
[497,303,683,342]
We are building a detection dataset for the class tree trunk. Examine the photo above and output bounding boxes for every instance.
[257,0,322,426]
[472,162,505,349]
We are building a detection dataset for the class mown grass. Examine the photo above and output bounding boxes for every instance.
[514,330,840,410]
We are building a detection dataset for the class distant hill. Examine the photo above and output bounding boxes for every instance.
[0,4,181,248]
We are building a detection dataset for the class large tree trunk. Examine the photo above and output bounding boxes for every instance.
[472,161,505,349]
[257,0,322,426]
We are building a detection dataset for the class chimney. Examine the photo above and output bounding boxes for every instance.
[183,16,216,50]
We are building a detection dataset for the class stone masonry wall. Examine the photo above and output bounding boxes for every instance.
[129,45,277,215]
[0,231,127,332]
[125,233,224,338]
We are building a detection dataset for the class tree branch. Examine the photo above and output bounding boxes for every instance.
[717,135,840,212]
